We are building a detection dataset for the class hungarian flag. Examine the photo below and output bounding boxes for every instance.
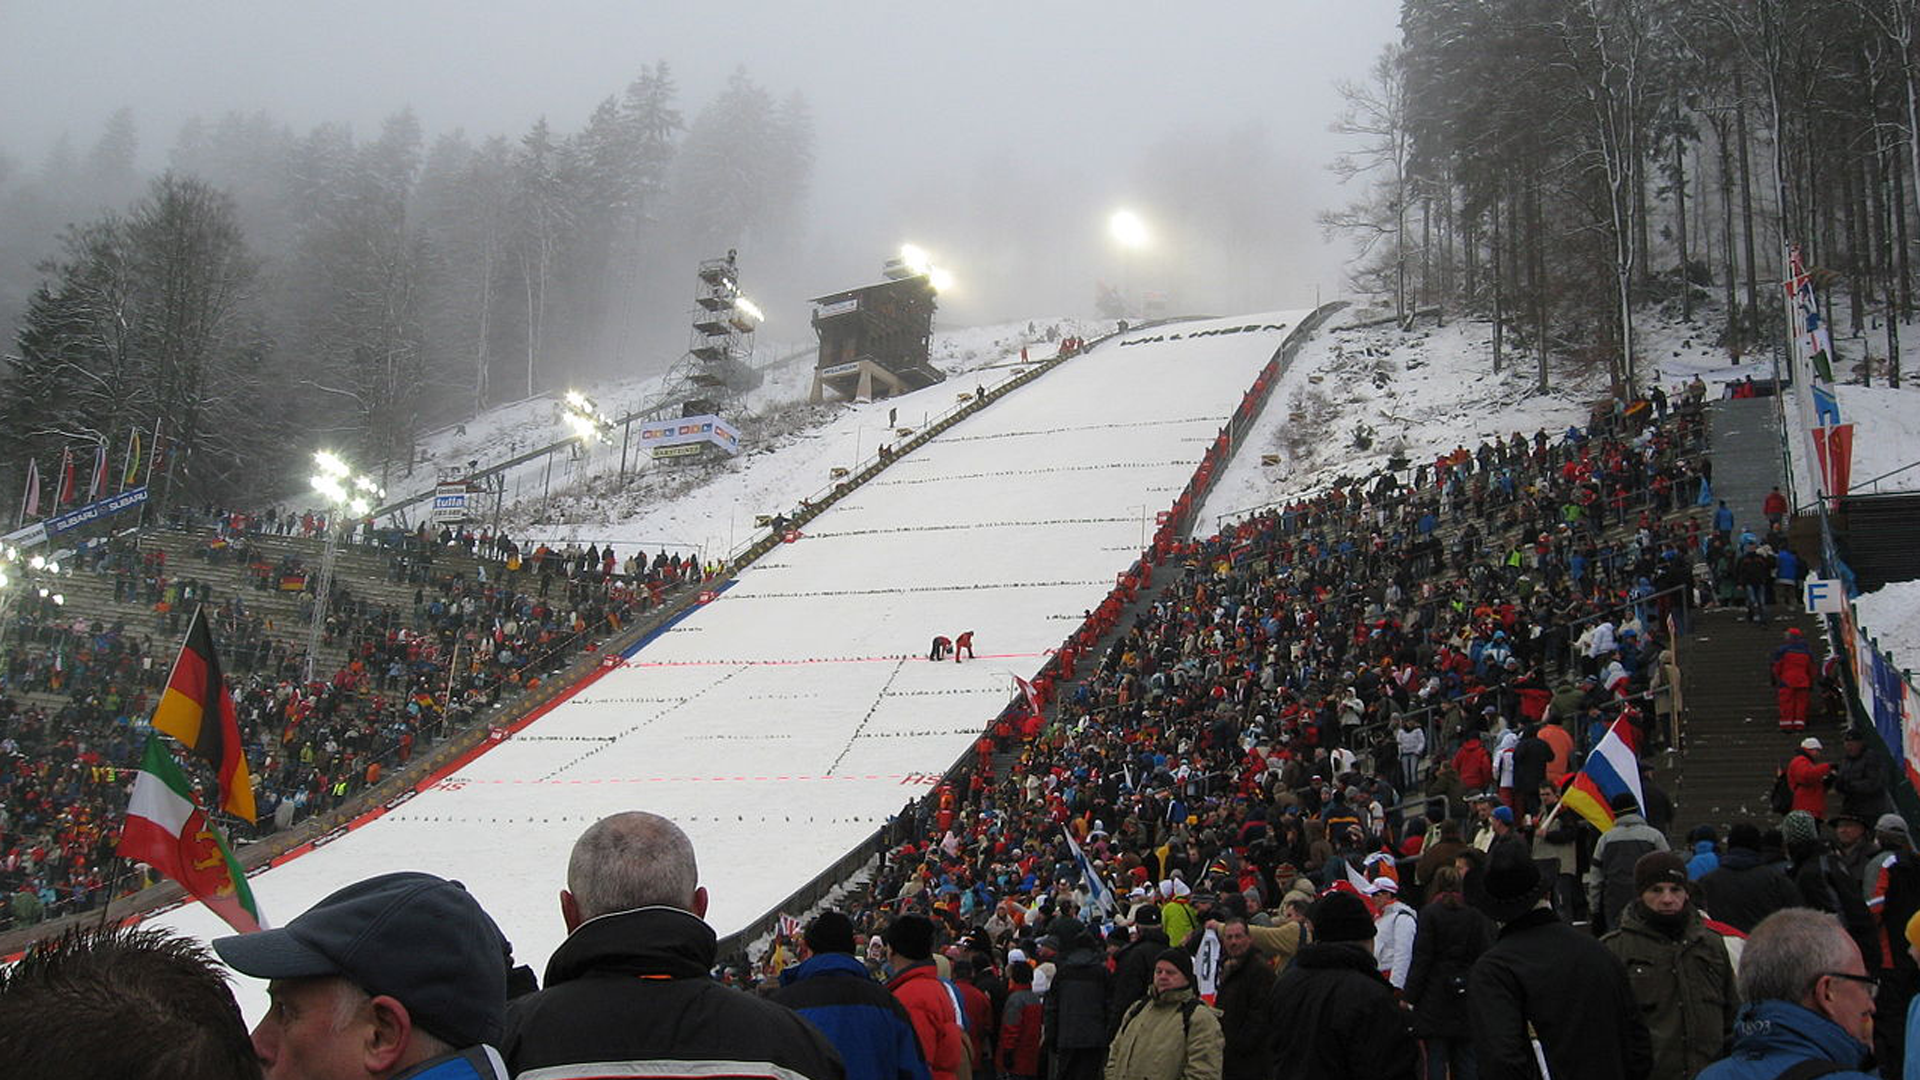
[118,736,263,934]
[151,606,257,822]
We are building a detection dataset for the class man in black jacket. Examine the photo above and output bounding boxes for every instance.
[1106,905,1168,1037]
[1040,916,1109,1080]
[1213,918,1276,1080]
[1698,823,1800,933]
[1266,890,1418,1079]
[502,812,845,1080]
[1467,841,1651,1080]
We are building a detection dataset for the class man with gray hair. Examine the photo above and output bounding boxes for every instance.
[501,811,845,1080]
[1696,908,1878,1079]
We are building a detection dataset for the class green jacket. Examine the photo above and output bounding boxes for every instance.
[1601,903,1739,1080]
[1104,986,1223,1080]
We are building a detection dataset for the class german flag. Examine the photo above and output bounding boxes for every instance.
[151,606,257,822]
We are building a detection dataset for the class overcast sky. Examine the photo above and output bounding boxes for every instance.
[0,1,1400,326]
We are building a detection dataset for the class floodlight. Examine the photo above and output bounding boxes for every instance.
[1109,209,1150,249]
[899,244,933,276]
[313,450,349,478]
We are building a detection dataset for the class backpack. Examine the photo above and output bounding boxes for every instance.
[1769,769,1793,815]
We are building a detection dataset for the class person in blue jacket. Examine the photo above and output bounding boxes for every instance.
[772,911,932,1080]
[1696,908,1878,1079]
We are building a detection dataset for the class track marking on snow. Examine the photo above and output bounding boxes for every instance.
[534,664,752,781]
[591,649,1050,670]
[868,461,1194,487]
[802,516,1140,540]
[937,415,1226,443]
[825,657,908,777]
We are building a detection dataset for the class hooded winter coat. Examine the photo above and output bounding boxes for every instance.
[1693,1000,1875,1080]
[1600,903,1739,1080]
[887,963,967,1080]
[1103,985,1223,1080]
[1468,907,1651,1080]
[1266,942,1418,1080]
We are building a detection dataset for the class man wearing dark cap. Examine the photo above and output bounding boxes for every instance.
[1699,823,1801,933]
[213,871,513,1080]
[882,914,966,1080]
[1107,905,1168,1038]
[1600,852,1738,1080]
[502,811,843,1080]
[773,912,930,1080]
[1467,842,1651,1080]
[1265,890,1418,1079]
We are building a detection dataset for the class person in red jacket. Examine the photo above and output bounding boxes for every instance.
[1453,732,1494,792]
[954,631,975,662]
[884,915,967,1080]
[999,960,1044,1080]
[1763,485,1789,529]
[1771,627,1817,732]
[1787,737,1834,820]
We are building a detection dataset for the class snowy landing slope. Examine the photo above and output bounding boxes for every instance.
[153,309,1310,1010]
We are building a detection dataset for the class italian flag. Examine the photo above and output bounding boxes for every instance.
[117,737,264,934]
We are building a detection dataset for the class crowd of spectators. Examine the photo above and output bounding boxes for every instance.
[0,512,711,933]
[733,388,1900,1075]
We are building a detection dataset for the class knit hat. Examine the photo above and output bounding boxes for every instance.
[804,911,858,955]
[1781,810,1820,849]
[1878,813,1912,840]
[1727,822,1763,852]
[884,914,937,961]
[1632,851,1690,895]
[1154,947,1196,986]
[1134,904,1162,926]
[1491,806,1514,825]
[1308,890,1376,943]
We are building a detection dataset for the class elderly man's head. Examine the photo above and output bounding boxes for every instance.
[1740,909,1876,1045]
[214,872,509,1080]
[563,811,708,929]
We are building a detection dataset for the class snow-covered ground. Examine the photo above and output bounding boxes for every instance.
[1857,580,1920,681]
[151,308,1309,1021]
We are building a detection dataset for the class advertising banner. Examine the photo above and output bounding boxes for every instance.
[432,484,470,523]
[637,415,740,456]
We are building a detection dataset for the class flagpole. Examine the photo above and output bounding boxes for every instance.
[95,854,130,931]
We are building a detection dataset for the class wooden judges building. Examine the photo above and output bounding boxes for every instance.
[808,271,946,403]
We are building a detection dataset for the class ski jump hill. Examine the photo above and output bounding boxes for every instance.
[153,307,1324,1005]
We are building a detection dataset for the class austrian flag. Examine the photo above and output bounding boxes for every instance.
[117,737,263,934]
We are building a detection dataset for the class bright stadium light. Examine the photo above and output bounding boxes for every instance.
[928,267,955,294]
[1109,209,1151,250]
[899,243,933,276]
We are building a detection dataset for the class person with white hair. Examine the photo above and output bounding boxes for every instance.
[1695,908,1877,1079]
[501,811,844,1080]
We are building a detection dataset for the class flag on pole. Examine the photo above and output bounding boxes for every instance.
[1557,717,1647,833]
[87,441,108,501]
[777,913,801,939]
[19,459,39,520]
[1062,825,1115,917]
[122,429,143,489]
[150,606,258,822]
[117,736,264,934]
[1013,675,1043,718]
[56,447,75,507]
